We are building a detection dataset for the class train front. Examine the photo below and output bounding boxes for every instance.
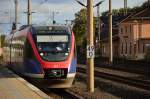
[31,26,77,88]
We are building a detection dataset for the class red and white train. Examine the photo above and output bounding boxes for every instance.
[3,25,77,88]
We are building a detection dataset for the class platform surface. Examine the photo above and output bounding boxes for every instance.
[0,66,51,99]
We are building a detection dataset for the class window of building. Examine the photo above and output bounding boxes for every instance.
[125,42,127,54]
[145,44,150,52]
[102,45,105,54]
[130,25,132,33]
[138,41,140,53]
[134,44,136,55]
[125,26,128,34]
[129,42,132,54]
[143,43,145,53]
[121,42,123,54]
[120,28,123,34]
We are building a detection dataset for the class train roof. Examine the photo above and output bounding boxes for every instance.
[33,25,70,31]
[18,25,72,34]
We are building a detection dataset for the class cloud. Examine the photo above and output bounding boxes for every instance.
[0,0,148,34]
[29,0,83,24]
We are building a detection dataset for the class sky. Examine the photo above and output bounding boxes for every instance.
[0,0,148,34]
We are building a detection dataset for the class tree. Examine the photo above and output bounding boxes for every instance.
[101,8,133,16]
[73,9,87,62]
[101,1,150,17]
[73,9,87,46]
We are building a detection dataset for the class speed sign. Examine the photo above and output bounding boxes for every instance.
[87,45,95,58]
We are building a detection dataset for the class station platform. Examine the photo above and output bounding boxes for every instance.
[0,65,51,99]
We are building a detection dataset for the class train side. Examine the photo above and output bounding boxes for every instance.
[3,25,77,88]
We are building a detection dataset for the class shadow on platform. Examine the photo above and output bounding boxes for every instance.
[0,65,18,78]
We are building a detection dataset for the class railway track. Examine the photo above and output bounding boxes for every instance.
[94,61,150,75]
[77,66,150,92]
[27,79,84,99]
[7,66,83,99]
[95,64,150,76]
[42,88,84,99]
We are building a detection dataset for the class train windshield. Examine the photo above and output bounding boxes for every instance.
[33,27,71,62]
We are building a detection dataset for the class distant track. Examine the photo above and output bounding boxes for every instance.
[77,66,150,92]
[95,64,150,75]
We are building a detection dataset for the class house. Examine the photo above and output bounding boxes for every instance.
[100,15,126,58]
[119,7,150,59]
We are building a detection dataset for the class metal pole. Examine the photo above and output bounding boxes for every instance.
[124,0,125,15]
[97,5,101,54]
[52,11,58,24]
[109,0,113,64]
[65,20,68,25]
[15,0,18,29]
[124,0,127,15]
[28,0,32,25]
[52,11,55,24]
[87,0,94,92]
[0,34,1,48]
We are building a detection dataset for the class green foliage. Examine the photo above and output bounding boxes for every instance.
[73,9,87,46]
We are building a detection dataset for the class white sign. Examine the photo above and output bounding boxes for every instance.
[87,45,95,58]
[37,35,68,42]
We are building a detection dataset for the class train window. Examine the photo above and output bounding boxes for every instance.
[34,35,71,62]
[37,42,68,52]
[32,26,72,62]
[36,41,70,61]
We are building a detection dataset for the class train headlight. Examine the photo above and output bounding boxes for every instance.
[46,69,61,77]
[44,69,67,78]
[65,53,69,56]
[51,70,61,76]
[40,53,44,56]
